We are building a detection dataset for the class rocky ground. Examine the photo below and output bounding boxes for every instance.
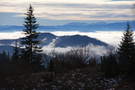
[36,67,135,90]
[3,66,135,90]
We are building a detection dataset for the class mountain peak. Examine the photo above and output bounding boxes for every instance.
[64,22,88,26]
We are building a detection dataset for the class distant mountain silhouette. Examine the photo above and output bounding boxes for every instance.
[55,35,108,47]
[0,39,16,45]
[0,21,134,32]
[0,32,109,53]
[37,33,57,46]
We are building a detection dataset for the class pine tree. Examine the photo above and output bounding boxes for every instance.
[118,23,135,73]
[48,60,55,72]
[11,40,19,62]
[21,5,42,66]
[0,51,10,67]
[101,50,119,78]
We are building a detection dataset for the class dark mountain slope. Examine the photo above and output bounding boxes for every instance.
[55,35,108,47]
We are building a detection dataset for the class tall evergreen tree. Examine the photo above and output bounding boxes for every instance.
[0,51,10,67]
[118,23,135,73]
[21,5,42,66]
[11,40,19,62]
[48,60,55,72]
[101,50,119,78]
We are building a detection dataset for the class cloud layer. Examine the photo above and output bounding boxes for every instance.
[0,31,124,56]
[0,31,123,47]
[0,0,134,20]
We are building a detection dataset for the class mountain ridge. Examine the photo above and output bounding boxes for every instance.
[0,21,134,32]
[0,32,109,54]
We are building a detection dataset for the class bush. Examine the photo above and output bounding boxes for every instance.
[44,47,92,74]
[89,57,98,66]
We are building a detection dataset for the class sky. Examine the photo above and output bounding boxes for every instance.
[0,0,135,26]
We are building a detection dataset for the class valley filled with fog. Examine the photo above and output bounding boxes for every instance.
[0,30,124,46]
[0,30,124,56]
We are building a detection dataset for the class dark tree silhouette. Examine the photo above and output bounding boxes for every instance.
[21,5,42,66]
[118,23,135,74]
[48,60,55,72]
[101,50,119,78]
[0,51,10,68]
[11,40,19,62]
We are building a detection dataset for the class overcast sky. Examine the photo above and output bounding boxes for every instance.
[0,0,135,25]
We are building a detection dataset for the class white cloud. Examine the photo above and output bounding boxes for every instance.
[0,0,134,20]
[0,32,24,39]
[0,0,110,4]
[42,46,73,53]
[42,43,108,57]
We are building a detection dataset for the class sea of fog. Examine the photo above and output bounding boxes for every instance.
[0,31,123,47]
[0,31,127,56]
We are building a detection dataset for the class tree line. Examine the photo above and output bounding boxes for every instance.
[101,23,135,78]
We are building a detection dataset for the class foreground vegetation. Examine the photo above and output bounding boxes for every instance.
[0,65,135,90]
